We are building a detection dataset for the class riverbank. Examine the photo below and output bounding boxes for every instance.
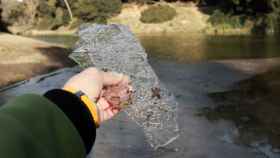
[108,3,209,35]
[0,33,75,87]
[8,26,77,36]
[4,2,256,36]
[5,3,210,36]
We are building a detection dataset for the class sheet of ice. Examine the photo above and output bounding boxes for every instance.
[70,24,179,149]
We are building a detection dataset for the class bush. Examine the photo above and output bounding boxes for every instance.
[73,0,99,21]
[208,10,227,26]
[94,0,122,16]
[36,15,56,30]
[53,7,70,28]
[204,0,280,34]
[208,9,243,29]
[265,13,280,33]
[140,4,177,23]
[6,5,26,25]
[252,13,280,34]
[123,0,157,4]
[37,1,56,17]
[72,0,122,23]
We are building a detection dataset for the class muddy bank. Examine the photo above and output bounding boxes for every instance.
[10,27,77,36]
[0,33,75,87]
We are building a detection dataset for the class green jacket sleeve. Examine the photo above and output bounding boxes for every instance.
[0,91,96,158]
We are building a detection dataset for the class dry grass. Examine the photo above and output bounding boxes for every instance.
[0,34,75,87]
[108,2,209,35]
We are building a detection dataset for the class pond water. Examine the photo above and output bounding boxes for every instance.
[15,34,280,158]
[141,35,280,62]
[31,34,280,62]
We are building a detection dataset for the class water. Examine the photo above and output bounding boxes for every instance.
[29,35,79,48]
[141,35,280,62]
[31,34,280,61]
[20,33,280,158]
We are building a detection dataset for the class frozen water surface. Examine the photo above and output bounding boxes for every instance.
[70,24,179,149]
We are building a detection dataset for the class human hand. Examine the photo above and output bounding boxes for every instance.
[63,67,131,124]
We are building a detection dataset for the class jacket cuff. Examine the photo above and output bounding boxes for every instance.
[44,89,96,154]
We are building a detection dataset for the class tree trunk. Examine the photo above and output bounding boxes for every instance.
[63,0,73,21]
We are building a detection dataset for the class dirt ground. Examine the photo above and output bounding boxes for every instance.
[0,33,75,87]
[108,3,209,35]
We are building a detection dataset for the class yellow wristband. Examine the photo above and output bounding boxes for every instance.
[63,87,100,127]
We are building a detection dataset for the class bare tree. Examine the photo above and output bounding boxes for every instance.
[63,0,73,21]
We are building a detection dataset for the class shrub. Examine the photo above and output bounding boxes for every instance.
[252,13,280,34]
[72,0,122,23]
[36,16,56,30]
[6,5,26,25]
[53,7,70,28]
[73,0,99,21]
[94,0,122,16]
[265,13,280,33]
[140,4,177,23]
[123,0,157,4]
[208,9,243,29]
[208,10,227,26]
[37,1,56,17]
[205,0,280,34]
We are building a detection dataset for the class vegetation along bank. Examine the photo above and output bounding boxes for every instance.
[1,0,280,36]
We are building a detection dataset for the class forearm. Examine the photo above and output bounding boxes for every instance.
[44,89,97,153]
[0,92,96,158]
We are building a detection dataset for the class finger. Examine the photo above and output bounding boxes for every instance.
[97,97,110,110]
[120,75,131,85]
[97,98,110,122]
[102,71,125,86]
[102,111,110,122]
[96,102,104,122]
[106,109,115,118]
[98,97,118,119]
[128,84,133,92]
[112,109,120,115]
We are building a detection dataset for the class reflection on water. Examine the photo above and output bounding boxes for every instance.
[140,35,280,62]
[29,35,79,48]
[200,67,280,149]
[31,34,280,62]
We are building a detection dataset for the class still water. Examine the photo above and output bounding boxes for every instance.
[29,34,280,158]
[32,34,280,61]
[141,35,280,62]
